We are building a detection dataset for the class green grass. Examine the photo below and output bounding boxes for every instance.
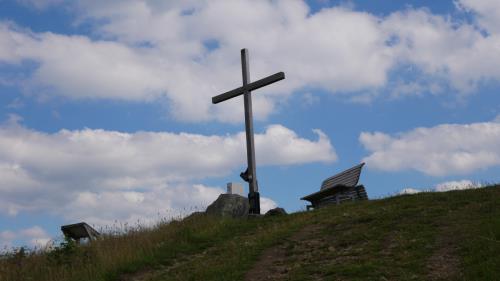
[1,185,499,281]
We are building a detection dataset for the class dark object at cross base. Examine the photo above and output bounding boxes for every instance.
[265,207,287,216]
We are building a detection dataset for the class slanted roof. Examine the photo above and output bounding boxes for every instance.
[61,222,100,240]
[301,163,365,202]
[320,162,365,190]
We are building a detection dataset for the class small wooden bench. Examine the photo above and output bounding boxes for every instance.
[301,163,368,210]
[61,222,100,243]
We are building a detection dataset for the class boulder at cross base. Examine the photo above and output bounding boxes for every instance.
[265,207,287,216]
[206,194,250,218]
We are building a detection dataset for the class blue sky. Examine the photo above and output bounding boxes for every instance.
[1,0,499,248]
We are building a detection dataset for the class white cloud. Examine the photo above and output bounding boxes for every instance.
[382,8,500,94]
[260,197,278,214]
[21,226,51,247]
[0,2,399,122]
[0,120,335,224]
[360,120,500,176]
[301,92,320,106]
[434,179,482,192]
[398,179,483,195]
[15,0,65,10]
[0,25,167,101]
[398,188,423,195]
[57,0,500,96]
[62,184,225,227]
[0,230,16,247]
[256,125,337,165]
[2,2,500,121]
[457,0,500,34]
[0,226,51,248]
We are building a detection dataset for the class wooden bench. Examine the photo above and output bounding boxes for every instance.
[61,222,100,244]
[301,163,368,210]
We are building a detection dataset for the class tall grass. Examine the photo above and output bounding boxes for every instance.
[0,215,246,281]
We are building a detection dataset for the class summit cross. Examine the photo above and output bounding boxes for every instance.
[212,48,285,214]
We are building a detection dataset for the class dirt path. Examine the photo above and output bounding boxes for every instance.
[426,223,462,280]
[244,224,325,281]
[245,217,464,281]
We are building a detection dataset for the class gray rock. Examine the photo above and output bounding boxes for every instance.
[206,194,249,218]
[265,207,287,216]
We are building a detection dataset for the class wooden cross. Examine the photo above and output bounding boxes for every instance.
[212,48,285,214]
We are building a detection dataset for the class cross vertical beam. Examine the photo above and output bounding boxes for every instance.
[241,49,260,214]
[211,48,285,215]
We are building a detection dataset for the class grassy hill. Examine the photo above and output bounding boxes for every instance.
[1,185,499,281]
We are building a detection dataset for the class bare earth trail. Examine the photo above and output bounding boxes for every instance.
[426,224,461,281]
[244,224,325,281]
[245,209,466,280]
[425,209,465,281]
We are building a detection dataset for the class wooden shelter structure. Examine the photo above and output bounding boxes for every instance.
[301,163,368,210]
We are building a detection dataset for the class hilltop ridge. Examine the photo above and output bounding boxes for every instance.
[1,185,499,281]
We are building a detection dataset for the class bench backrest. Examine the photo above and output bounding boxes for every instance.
[320,163,365,190]
[61,222,100,241]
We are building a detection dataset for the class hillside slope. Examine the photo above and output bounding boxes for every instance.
[1,185,499,281]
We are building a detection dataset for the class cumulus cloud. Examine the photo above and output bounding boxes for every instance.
[398,179,483,195]
[0,25,166,100]
[0,226,50,248]
[256,126,336,165]
[20,226,51,247]
[360,120,500,176]
[398,188,423,195]
[260,197,278,214]
[457,0,500,34]
[0,1,394,122]
[76,0,392,96]
[3,1,500,121]
[0,120,335,224]
[15,0,65,10]
[434,179,482,192]
[0,231,16,247]
[63,184,225,227]
[383,8,500,94]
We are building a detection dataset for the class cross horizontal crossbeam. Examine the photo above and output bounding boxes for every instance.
[212,72,285,104]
